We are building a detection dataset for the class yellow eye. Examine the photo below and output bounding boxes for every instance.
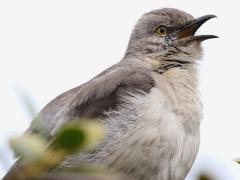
[156,26,167,36]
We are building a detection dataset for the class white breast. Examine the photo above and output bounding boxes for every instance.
[61,76,202,180]
[103,85,202,180]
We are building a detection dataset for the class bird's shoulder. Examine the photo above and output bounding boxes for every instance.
[30,62,155,137]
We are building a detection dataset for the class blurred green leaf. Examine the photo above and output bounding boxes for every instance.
[53,121,104,154]
[198,173,214,180]
[8,120,104,179]
[54,124,86,153]
[9,134,48,162]
[234,158,240,164]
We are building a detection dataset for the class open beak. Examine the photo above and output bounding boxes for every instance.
[178,15,218,42]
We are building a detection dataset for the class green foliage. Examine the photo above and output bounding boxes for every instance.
[198,173,213,180]
[234,158,240,164]
[53,121,103,153]
[9,134,48,162]
[54,125,86,153]
[8,120,104,179]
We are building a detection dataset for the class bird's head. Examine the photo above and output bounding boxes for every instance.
[126,8,217,65]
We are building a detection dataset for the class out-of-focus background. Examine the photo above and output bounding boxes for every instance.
[0,0,240,179]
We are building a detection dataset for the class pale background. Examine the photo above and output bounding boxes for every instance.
[0,0,240,179]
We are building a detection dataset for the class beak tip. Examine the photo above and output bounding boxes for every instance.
[210,14,217,18]
[203,14,218,21]
[210,35,219,39]
[197,35,219,42]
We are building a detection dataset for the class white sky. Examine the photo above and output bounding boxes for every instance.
[1,0,240,179]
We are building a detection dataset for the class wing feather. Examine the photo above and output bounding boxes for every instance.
[3,63,155,180]
[31,64,154,137]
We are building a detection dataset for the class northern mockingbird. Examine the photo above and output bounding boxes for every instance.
[4,8,217,180]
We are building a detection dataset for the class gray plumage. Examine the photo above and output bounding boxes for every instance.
[4,8,217,180]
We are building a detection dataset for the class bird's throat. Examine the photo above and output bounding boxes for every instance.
[153,59,192,74]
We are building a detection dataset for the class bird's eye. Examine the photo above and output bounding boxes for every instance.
[155,26,167,36]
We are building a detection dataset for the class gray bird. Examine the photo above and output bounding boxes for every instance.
[4,8,217,180]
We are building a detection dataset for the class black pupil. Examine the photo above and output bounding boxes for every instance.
[159,27,166,34]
